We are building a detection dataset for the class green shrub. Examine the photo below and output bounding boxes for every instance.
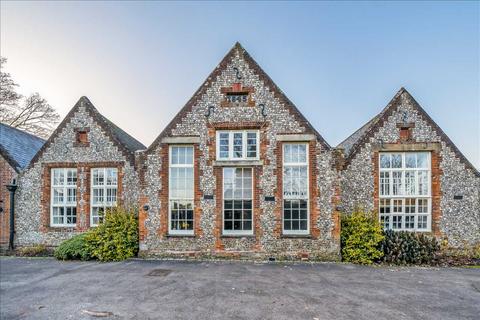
[381,230,439,265]
[341,210,384,264]
[18,244,49,257]
[474,244,480,260]
[54,233,91,261]
[84,207,138,262]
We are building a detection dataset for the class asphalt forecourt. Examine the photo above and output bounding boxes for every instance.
[0,257,479,320]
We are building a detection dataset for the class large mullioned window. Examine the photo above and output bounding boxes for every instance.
[216,130,259,161]
[51,168,77,227]
[283,143,309,235]
[223,167,253,235]
[169,146,194,235]
[379,152,431,231]
[91,168,118,226]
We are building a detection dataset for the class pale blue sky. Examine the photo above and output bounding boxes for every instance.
[1,1,479,167]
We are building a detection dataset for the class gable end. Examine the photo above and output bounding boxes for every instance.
[342,88,479,177]
[147,42,330,153]
[28,97,144,168]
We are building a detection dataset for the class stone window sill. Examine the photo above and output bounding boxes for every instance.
[166,234,195,238]
[45,226,78,232]
[213,160,263,167]
[281,234,312,239]
[221,234,255,238]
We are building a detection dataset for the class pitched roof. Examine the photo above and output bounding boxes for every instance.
[98,114,146,153]
[29,96,146,167]
[337,115,380,158]
[338,87,480,177]
[148,42,330,152]
[0,122,46,172]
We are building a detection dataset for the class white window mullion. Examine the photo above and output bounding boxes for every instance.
[223,167,253,235]
[169,146,194,235]
[229,132,233,159]
[91,167,117,227]
[282,143,309,235]
[379,152,431,232]
[51,168,77,227]
[216,130,259,161]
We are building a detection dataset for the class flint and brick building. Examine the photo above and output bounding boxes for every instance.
[0,123,45,248]
[4,43,479,259]
[12,100,145,246]
[338,88,480,248]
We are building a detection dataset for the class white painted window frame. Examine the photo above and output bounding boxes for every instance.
[168,145,195,236]
[379,152,432,232]
[282,143,310,235]
[222,167,254,236]
[90,167,118,227]
[50,168,77,227]
[216,130,260,161]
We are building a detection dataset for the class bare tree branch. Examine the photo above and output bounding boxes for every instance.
[0,57,60,139]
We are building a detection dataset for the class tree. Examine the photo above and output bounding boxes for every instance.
[0,57,21,111]
[0,57,59,138]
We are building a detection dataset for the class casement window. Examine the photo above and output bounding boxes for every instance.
[91,168,118,226]
[51,168,77,227]
[283,143,309,235]
[379,152,431,231]
[169,146,194,235]
[216,130,259,161]
[223,167,253,235]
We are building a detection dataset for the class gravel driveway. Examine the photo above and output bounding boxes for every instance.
[1,257,479,320]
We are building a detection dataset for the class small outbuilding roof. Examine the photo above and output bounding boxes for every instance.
[0,123,46,172]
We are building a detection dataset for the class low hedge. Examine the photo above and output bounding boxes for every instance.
[54,233,91,261]
[54,206,138,262]
[380,230,439,265]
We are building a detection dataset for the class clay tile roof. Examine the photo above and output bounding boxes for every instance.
[0,122,46,172]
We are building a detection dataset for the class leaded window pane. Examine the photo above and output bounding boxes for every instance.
[392,154,402,168]
[380,154,391,168]
[417,153,428,168]
[233,133,243,158]
[246,132,257,158]
[219,133,229,159]
[380,172,390,196]
[393,171,403,195]
[406,153,416,168]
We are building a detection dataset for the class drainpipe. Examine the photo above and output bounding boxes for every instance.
[6,179,18,251]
